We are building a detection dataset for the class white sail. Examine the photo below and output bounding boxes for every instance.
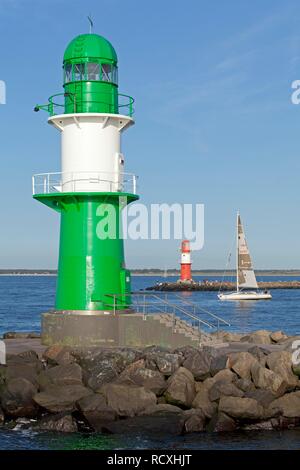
[237,214,258,289]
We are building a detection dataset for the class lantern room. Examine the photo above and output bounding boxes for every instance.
[63,33,119,114]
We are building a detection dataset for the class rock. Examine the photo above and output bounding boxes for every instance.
[224,332,243,342]
[210,355,230,376]
[85,364,118,392]
[1,378,38,418]
[228,352,258,380]
[141,403,183,415]
[144,345,171,354]
[278,335,300,350]
[3,332,39,339]
[242,420,274,431]
[210,369,236,383]
[6,351,43,380]
[211,330,224,337]
[75,348,142,392]
[208,412,237,432]
[251,362,286,396]
[195,382,203,392]
[266,351,299,389]
[247,346,268,366]
[0,408,4,426]
[270,331,288,343]
[221,332,243,342]
[5,364,39,387]
[271,416,300,429]
[145,352,182,376]
[114,359,144,387]
[119,358,145,375]
[192,381,217,419]
[211,331,242,342]
[43,345,75,365]
[6,351,43,372]
[182,409,206,433]
[234,378,255,392]
[219,396,264,420]
[118,363,166,396]
[202,346,220,359]
[33,384,92,413]
[37,413,78,432]
[195,369,237,393]
[165,367,196,407]
[195,382,202,393]
[292,364,300,377]
[241,330,272,345]
[37,363,83,390]
[76,348,141,376]
[182,350,212,380]
[208,380,244,402]
[76,351,122,392]
[245,389,276,408]
[157,396,166,404]
[173,345,197,359]
[183,414,205,433]
[268,391,300,418]
[99,383,157,418]
[117,348,143,365]
[77,393,116,418]
[10,417,34,430]
[28,332,41,339]
[3,331,18,339]
[10,350,40,362]
[77,394,117,431]
[103,412,184,436]
[0,366,7,393]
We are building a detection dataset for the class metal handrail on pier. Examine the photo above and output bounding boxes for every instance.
[103,292,229,335]
[173,294,231,330]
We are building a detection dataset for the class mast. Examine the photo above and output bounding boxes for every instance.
[236,210,239,293]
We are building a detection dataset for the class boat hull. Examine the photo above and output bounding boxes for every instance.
[218,291,272,301]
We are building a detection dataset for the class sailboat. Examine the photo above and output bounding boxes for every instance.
[218,212,272,301]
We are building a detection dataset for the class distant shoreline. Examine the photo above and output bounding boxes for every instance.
[1,270,300,277]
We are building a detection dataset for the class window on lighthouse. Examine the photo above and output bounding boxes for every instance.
[113,66,118,84]
[101,64,118,84]
[101,63,112,82]
[74,63,85,81]
[64,64,72,82]
[87,63,100,81]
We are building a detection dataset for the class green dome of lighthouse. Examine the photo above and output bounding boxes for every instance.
[63,34,118,63]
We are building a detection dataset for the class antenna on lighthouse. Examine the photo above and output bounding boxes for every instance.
[87,15,94,34]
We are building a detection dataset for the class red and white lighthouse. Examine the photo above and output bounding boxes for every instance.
[180,240,192,281]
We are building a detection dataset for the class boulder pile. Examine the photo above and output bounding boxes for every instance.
[1,330,300,435]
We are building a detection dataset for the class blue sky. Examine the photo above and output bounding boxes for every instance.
[0,0,300,269]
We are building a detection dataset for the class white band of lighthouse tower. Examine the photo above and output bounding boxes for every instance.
[48,113,134,192]
[181,252,191,264]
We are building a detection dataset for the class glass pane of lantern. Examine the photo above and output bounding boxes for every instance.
[101,63,112,82]
[65,64,72,82]
[112,66,118,84]
[87,63,100,81]
[74,63,85,81]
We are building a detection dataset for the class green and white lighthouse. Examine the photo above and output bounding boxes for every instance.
[33,32,138,315]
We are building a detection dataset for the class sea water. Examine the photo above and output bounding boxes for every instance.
[0,275,299,450]
[0,275,299,336]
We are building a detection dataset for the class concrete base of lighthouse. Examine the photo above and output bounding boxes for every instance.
[41,311,202,349]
